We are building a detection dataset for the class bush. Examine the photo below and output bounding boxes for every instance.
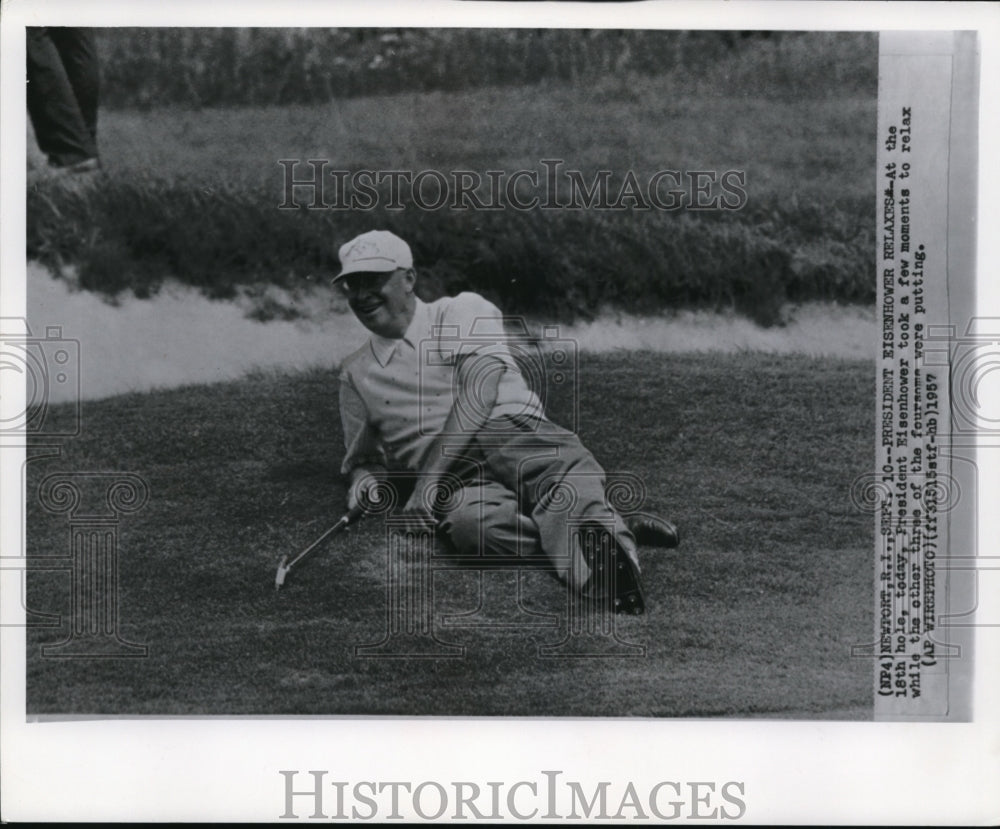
[27,175,871,325]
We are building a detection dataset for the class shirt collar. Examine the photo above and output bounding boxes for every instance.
[369,298,429,368]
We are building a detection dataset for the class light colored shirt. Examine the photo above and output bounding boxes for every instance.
[339,293,546,475]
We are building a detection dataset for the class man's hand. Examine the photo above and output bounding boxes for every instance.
[347,469,380,514]
[401,478,439,529]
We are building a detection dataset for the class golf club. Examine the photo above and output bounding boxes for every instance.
[274,506,363,590]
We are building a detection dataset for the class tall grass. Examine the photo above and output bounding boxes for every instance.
[92,29,876,108]
[27,176,872,325]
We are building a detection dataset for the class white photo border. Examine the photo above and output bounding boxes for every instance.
[2,0,998,823]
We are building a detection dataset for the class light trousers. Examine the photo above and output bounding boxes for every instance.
[434,416,636,590]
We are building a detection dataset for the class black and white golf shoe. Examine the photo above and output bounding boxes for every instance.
[581,526,646,616]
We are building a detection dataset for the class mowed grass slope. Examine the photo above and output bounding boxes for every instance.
[26,352,874,717]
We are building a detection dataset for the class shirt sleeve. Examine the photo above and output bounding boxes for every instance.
[443,292,519,370]
[339,370,386,478]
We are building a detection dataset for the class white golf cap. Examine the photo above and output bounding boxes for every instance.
[334,230,413,281]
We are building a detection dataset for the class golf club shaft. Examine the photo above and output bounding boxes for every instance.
[284,509,358,572]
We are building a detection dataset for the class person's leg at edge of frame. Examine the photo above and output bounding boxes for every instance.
[26,27,100,170]
[48,28,100,150]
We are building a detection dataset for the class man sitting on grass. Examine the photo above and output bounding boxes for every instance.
[335,230,678,614]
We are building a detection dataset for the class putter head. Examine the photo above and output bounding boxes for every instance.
[274,555,290,590]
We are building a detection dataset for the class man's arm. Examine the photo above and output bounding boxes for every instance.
[339,374,386,512]
[403,352,503,517]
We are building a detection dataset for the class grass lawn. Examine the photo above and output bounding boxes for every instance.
[95,79,875,209]
[25,351,874,718]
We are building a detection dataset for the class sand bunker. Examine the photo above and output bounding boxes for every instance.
[21,263,874,403]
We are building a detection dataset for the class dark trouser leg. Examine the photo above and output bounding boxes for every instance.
[26,27,99,166]
[48,28,100,145]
